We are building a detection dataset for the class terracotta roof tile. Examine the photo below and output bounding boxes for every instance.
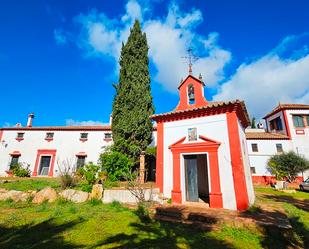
[246,132,289,140]
[264,103,309,119]
[151,99,250,127]
[0,125,111,131]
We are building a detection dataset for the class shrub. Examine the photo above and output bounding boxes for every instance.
[57,159,77,189]
[78,162,101,191]
[12,163,31,177]
[267,151,309,182]
[135,203,151,222]
[99,151,133,181]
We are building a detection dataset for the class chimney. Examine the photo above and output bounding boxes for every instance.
[27,113,35,127]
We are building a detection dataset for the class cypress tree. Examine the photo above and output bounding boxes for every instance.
[111,20,154,162]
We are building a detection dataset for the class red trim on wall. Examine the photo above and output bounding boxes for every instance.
[156,122,164,193]
[282,110,292,139]
[169,135,223,208]
[0,130,3,142]
[9,151,21,156]
[76,152,87,157]
[32,149,57,177]
[252,175,304,184]
[176,75,208,111]
[226,111,249,211]
[295,129,305,135]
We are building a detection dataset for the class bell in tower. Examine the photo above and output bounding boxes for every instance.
[188,84,195,103]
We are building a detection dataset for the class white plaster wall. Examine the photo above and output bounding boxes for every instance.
[286,109,309,179]
[238,121,255,205]
[247,139,293,176]
[163,114,237,210]
[0,130,112,176]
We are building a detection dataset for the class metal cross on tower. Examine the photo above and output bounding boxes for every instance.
[182,48,199,75]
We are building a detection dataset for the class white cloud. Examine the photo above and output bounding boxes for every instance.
[75,0,231,91]
[214,35,309,118]
[65,119,107,126]
[54,29,67,45]
[121,0,143,22]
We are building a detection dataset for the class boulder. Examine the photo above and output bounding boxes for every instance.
[60,189,89,203]
[32,187,57,204]
[90,184,103,200]
[0,189,9,201]
[0,188,8,193]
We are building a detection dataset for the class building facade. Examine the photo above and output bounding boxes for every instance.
[151,74,255,211]
[246,104,309,183]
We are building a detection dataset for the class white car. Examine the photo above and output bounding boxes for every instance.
[299,178,309,191]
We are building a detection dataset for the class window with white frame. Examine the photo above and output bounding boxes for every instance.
[16,132,24,139]
[276,143,283,153]
[80,133,88,139]
[293,115,305,128]
[9,155,20,170]
[104,133,112,139]
[76,156,86,169]
[250,167,256,174]
[251,143,258,152]
[46,132,54,139]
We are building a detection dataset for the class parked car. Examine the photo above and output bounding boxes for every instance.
[299,178,309,191]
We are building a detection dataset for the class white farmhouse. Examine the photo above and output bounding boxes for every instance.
[246,103,309,183]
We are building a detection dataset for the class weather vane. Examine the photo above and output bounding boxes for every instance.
[182,48,199,75]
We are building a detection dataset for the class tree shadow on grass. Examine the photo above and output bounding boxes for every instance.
[0,218,85,249]
[260,194,309,248]
[242,202,308,249]
[260,193,309,212]
[91,212,233,249]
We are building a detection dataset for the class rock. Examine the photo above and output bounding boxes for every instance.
[60,189,76,200]
[0,188,8,193]
[32,187,58,204]
[0,189,9,201]
[60,189,89,203]
[90,184,103,200]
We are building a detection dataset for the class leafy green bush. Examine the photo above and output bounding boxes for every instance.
[99,151,133,181]
[12,163,31,177]
[77,162,101,192]
[267,151,309,182]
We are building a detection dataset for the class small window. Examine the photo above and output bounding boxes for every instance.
[76,156,86,169]
[10,155,20,170]
[251,143,258,152]
[46,132,54,139]
[276,144,283,153]
[293,115,304,128]
[80,133,88,139]
[269,117,283,131]
[306,115,309,126]
[16,133,24,139]
[250,167,256,174]
[105,133,112,139]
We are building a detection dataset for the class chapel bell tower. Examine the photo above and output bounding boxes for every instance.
[175,73,208,111]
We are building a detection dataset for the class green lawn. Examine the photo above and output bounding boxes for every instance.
[0,177,61,191]
[0,182,308,248]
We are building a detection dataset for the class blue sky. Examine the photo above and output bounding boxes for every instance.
[0,0,309,127]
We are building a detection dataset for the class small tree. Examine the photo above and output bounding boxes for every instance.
[99,151,133,182]
[267,151,309,182]
[251,117,256,128]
